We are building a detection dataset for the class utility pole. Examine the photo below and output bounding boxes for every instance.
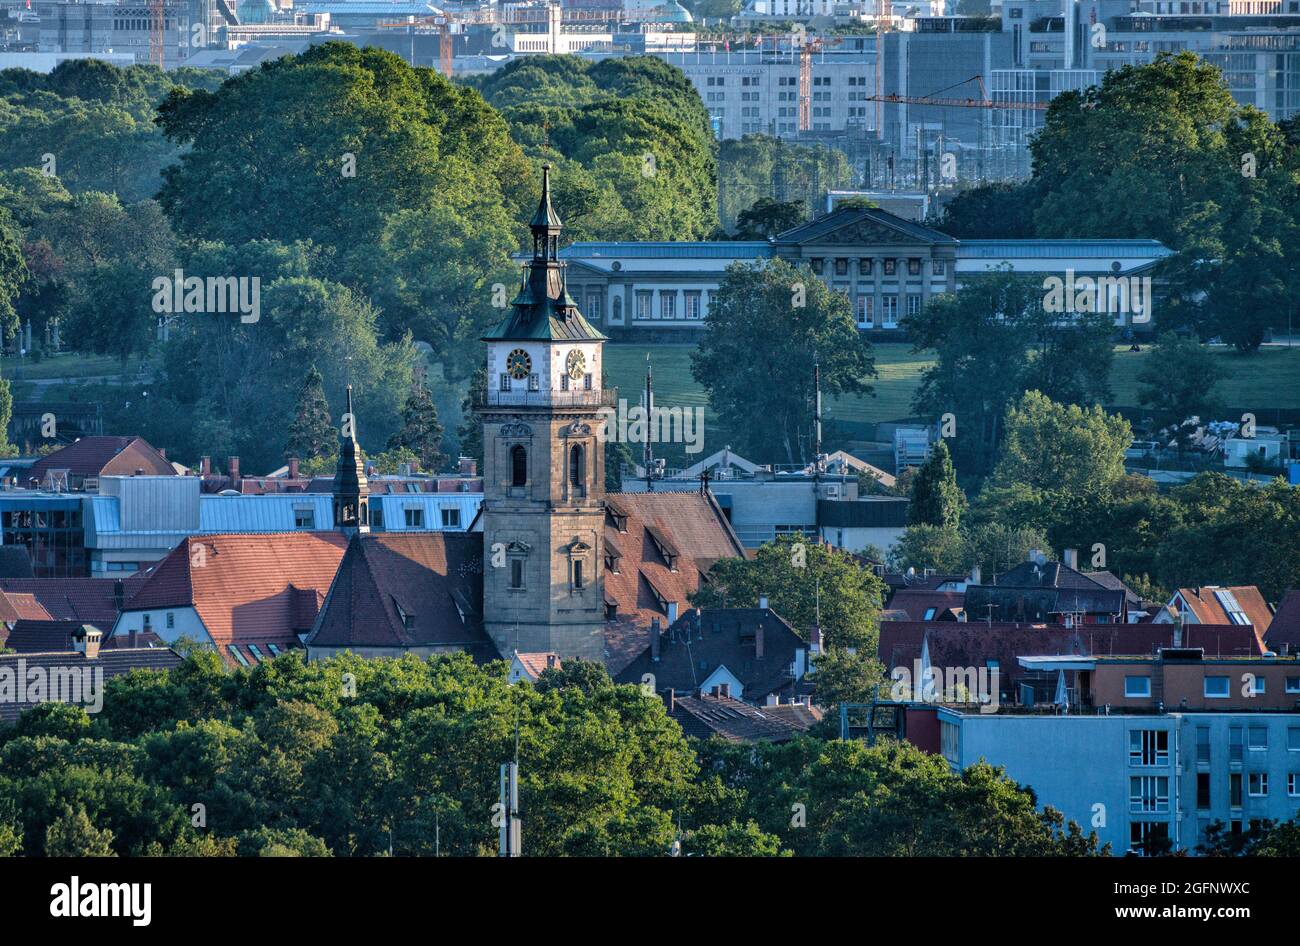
[644,353,655,492]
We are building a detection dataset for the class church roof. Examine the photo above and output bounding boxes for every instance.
[308,532,498,658]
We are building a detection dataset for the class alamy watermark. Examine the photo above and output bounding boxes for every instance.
[596,399,705,455]
[0,659,104,714]
[1042,269,1151,323]
[151,269,260,324]
[889,661,1001,713]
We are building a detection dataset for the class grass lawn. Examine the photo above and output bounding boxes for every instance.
[604,339,1300,456]
[1,352,127,382]
[1109,343,1300,410]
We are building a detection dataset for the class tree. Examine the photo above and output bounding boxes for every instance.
[456,365,486,468]
[605,438,634,491]
[733,197,805,240]
[285,366,335,462]
[908,439,965,529]
[1137,334,1225,452]
[909,269,1114,477]
[990,391,1132,499]
[155,43,529,355]
[387,379,446,472]
[808,647,888,708]
[1028,52,1300,349]
[936,181,1037,239]
[45,806,117,857]
[692,259,875,465]
[683,821,788,857]
[689,535,884,650]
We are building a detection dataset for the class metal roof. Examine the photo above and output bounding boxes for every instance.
[199,494,334,534]
[957,240,1173,258]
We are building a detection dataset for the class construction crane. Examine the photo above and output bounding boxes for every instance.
[149,0,165,68]
[866,75,1049,111]
[797,35,842,132]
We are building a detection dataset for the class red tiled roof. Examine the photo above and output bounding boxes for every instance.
[514,652,561,679]
[27,436,174,482]
[1171,587,1273,634]
[600,491,746,673]
[124,533,348,667]
[308,532,496,657]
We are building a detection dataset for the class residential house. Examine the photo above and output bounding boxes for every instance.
[112,533,348,667]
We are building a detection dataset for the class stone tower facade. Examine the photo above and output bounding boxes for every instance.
[477,166,612,661]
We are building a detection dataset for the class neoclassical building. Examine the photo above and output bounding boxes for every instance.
[549,207,1172,340]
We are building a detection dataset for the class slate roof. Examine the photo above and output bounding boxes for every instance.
[601,491,747,674]
[0,546,34,579]
[308,532,497,659]
[124,533,347,667]
[615,607,807,704]
[1265,590,1300,655]
[965,561,1126,621]
[884,588,965,622]
[668,693,812,743]
[0,577,141,624]
[27,436,174,482]
[0,647,183,724]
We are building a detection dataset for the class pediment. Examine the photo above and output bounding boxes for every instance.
[817,217,925,246]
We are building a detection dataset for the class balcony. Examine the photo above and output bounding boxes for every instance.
[478,389,619,411]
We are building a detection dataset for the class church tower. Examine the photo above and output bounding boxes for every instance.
[332,384,370,535]
[478,166,610,661]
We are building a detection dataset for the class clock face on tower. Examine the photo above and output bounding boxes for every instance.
[507,348,532,380]
[566,349,586,381]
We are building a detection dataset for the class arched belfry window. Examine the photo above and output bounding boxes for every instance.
[511,445,527,487]
[569,444,585,490]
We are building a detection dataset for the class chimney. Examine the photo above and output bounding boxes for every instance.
[809,624,822,655]
[664,688,675,714]
[651,619,661,662]
[288,456,300,479]
[200,455,211,476]
[758,594,769,610]
[666,601,678,624]
[228,456,240,485]
[74,626,102,660]
[755,624,765,659]
[969,564,981,586]
[458,456,477,476]
[113,578,124,611]
[128,628,138,648]
[1064,548,1079,570]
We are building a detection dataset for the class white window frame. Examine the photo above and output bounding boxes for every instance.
[1125,676,1152,698]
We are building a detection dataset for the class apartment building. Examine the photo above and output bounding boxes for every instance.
[928,648,1300,854]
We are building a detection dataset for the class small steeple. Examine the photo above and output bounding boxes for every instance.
[333,384,370,534]
[530,164,562,261]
